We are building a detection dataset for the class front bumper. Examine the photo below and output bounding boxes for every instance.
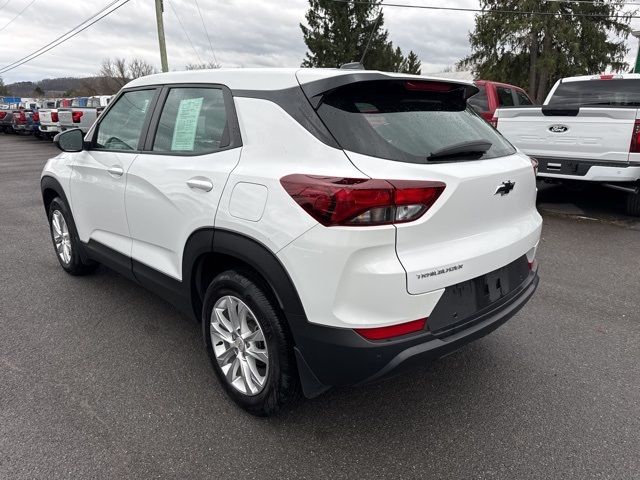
[292,264,539,396]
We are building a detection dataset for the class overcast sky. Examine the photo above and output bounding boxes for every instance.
[0,0,639,84]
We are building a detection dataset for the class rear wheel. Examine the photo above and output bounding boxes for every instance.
[202,269,300,416]
[47,197,98,275]
[626,191,640,217]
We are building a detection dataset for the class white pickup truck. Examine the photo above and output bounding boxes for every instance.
[59,95,111,134]
[495,74,640,216]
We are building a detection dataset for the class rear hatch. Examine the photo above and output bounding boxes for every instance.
[497,77,640,164]
[298,72,541,294]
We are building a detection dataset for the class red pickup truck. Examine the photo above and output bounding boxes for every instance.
[468,80,533,126]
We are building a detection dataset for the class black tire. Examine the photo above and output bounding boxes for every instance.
[626,191,640,217]
[47,197,98,275]
[202,269,301,416]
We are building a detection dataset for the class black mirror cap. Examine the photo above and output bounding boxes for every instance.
[53,128,84,152]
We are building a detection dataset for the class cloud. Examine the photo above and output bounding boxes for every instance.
[0,0,638,84]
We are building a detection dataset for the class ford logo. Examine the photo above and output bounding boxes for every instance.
[549,124,569,133]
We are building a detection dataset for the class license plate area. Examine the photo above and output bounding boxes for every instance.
[427,256,529,333]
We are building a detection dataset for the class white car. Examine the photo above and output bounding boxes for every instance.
[495,73,640,216]
[41,68,542,415]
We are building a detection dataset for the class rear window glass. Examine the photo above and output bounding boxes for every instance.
[496,86,515,107]
[316,80,515,164]
[516,90,533,105]
[548,79,640,106]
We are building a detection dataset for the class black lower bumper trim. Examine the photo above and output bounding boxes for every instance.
[290,269,539,395]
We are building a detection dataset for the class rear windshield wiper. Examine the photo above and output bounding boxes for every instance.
[427,140,492,161]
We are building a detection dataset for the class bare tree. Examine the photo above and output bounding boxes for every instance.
[99,57,157,93]
[185,61,221,70]
[129,58,157,78]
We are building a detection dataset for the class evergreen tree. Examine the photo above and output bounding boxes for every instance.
[460,0,634,103]
[0,77,9,96]
[300,0,420,72]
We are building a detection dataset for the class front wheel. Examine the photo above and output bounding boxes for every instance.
[47,197,98,275]
[202,269,301,416]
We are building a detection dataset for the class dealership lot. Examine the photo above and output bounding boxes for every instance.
[1,134,639,479]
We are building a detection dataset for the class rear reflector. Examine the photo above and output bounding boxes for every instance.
[280,175,445,227]
[355,318,427,340]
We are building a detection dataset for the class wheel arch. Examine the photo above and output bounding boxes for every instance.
[187,229,307,323]
[41,176,70,215]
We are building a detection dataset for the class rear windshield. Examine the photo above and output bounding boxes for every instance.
[548,79,640,106]
[316,80,515,164]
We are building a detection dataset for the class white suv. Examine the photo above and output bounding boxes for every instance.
[41,68,542,415]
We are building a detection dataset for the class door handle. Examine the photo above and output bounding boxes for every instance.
[107,165,124,177]
[187,178,214,192]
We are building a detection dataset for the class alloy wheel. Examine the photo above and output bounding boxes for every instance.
[51,210,72,265]
[210,295,269,396]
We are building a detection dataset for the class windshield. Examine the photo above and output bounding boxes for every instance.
[548,79,640,106]
[316,80,515,164]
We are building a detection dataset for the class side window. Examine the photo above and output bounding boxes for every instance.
[152,87,228,154]
[516,90,533,106]
[467,85,489,113]
[496,86,515,107]
[94,89,155,151]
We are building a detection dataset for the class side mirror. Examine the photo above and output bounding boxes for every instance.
[54,128,85,152]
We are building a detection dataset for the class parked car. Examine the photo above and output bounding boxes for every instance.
[494,73,640,216]
[41,69,542,415]
[468,80,534,125]
[10,109,32,134]
[59,96,110,134]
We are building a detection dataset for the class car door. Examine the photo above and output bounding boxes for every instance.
[125,85,242,281]
[69,88,158,257]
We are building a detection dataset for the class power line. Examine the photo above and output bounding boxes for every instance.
[1,0,123,73]
[194,0,218,66]
[0,0,36,33]
[167,0,203,65]
[0,0,11,14]
[0,0,132,75]
[329,0,640,18]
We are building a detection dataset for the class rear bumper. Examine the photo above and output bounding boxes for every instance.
[39,125,60,133]
[534,157,640,182]
[292,266,539,394]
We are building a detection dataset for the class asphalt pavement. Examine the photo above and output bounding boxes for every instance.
[1,133,639,479]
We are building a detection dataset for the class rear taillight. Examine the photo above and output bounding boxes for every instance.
[355,318,427,340]
[72,111,83,123]
[490,116,498,128]
[51,112,59,122]
[15,112,27,123]
[280,175,445,227]
[530,157,539,175]
[630,120,640,153]
[32,112,40,122]
[0,111,6,120]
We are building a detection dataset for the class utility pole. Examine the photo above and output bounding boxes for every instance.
[155,0,169,72]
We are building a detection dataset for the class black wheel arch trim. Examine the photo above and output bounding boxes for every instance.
[41,175,70,215]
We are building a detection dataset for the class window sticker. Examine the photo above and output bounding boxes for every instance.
[171,97,204,151]
[141,98,150,114]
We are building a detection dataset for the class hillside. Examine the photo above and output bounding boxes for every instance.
[5,76,114,97]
